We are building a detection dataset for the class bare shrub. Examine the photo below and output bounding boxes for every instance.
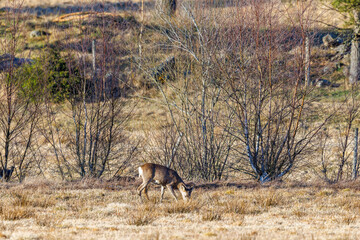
[222,0,326,183]
[316,84,360,183]
[0,0,42,182]
[142,0,324,183]
[143,0,239,181]
[39,9,139,180]
[145,122,193,179]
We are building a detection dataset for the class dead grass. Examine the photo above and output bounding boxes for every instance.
[341,214,357,225]
[0,181,358,239]
[0,205,35,221]
[253,189,284,209]
[201,209,222,221]
[223,199,247,214]
[34,212,64,227]
[126,208,156,226]
[161,200,202,214]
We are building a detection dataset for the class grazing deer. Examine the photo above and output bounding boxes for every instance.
[137,163,194,203]
[0,166,15,181]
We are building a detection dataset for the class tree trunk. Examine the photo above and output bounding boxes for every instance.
[305,36,311,86]
[158,0,177,17]
[349,10,360,84]
[353,128,358,180]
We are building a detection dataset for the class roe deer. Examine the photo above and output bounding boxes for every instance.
[137,163,194,202]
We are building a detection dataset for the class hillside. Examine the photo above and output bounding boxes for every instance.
[0,0,358,182]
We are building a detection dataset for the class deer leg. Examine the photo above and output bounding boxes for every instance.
[137,183,145,202]
[144,185,150,201]
[167,185,178,201]
[137,181,150,202]
[160,186,165,203]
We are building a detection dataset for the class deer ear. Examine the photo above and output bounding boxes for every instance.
[179,184,185,191]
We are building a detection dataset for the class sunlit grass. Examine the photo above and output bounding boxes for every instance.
[0,181,358,239]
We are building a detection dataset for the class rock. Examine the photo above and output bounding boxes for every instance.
[322,34,333,47]
[30,30,50,38]
[334,44,350,55]
[342,54,350,64]
[315,79,331,87]
[288,45,302,55]
[322,34,343,48]
[331,44,351,61]
[331,53,343,61]
[322,66,334,74]
[0,54,33,72]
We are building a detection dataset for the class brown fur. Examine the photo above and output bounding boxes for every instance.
[137,163,194,202]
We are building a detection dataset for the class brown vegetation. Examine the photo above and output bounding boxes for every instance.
[0,0,359,237]
[0,180,359,239]
[0,0,356,183]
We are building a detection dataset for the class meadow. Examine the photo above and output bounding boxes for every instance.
[0,0,359,238]
[1,180,360,239]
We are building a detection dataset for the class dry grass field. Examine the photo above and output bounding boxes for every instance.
[0,180,360,239]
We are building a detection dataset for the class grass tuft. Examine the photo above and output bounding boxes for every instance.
[0,206,34,220]
[254,190,283,209]
[202,209,222,221]
[223,200,247,214]
[125,204,157,226]
[292,208,307,218]
[341,215,357,225]
[11,192,31,207]
[126,210,156,226]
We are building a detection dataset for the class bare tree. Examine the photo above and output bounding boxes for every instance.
[140,0,326,182]
[141,1,244,181]
[317,85,360,183]
[349,11,360,83]
[220,0,326,183]
[40,9,138,179]
[331,0,360,84]
[0,1,42,182]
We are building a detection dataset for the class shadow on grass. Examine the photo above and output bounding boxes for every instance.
[0,1,153,16]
